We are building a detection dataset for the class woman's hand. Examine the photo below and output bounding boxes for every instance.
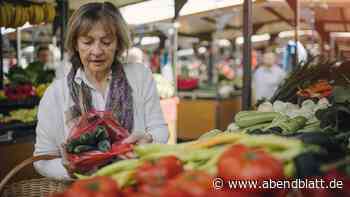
[119,132,152,159]
[121,132,153,145]
[60,144,76,178]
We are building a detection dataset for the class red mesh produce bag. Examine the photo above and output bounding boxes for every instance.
[64,111,133,174]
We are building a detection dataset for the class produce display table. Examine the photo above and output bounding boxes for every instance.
[0,97,40,114]
[177,94,241,140]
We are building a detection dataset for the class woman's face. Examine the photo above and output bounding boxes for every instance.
[77,22,117,74]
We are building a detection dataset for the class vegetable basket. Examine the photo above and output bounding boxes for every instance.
[0,155,71,197]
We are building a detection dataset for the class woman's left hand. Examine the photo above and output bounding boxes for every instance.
[121,132,153,145]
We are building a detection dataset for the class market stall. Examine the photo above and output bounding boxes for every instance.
[4,47,347,197]
[0,0,57,183]
[0,0,152,185]
[3,69,348,196]
[148,0,350,140]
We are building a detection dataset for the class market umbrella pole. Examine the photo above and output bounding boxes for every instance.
[294,0,299,69]
[242,0,253,110]
[58,0,68,61]
[16,28,21,65]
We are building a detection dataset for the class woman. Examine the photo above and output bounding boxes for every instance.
[33,2,169,180]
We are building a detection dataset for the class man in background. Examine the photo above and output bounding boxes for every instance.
[26,46,55,84]
[36,46,51,65]
[27,46,51,70]
[254,52,286,101]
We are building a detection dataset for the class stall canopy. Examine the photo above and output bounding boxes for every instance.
[68,0,148,9]
[24,0,148,8]
[138,0,350,44]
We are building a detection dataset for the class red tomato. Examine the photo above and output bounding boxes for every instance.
[135,161,165,186]
[135,156,183,186]
[206,190,261,197]
[67,176,120,197]
[166,171,213,197]
[49,193,66,197]
[218,144,284,183]
[121,186,138,197]
[161,185,189,197]
[157,155,184,178]
[300,187,332,197]
[138,184,164,197]
[125,193,154,197]
[64,188,94,197]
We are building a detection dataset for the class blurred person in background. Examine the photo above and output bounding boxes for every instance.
[24,46,56,84]
[254,52,286,101]
[126,47,144,64]
[27,45,51,70]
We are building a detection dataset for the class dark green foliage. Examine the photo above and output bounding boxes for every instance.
[316,103,350,133]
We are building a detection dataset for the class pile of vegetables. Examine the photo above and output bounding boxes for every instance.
[67,126,114,154]
[4,84,36,101]
[228,99,330,134]
[1,83,50,101]
[270,58,350,103]
[2,64,54,101]
[0,107,38,124]
[177,76,199,91]
[297,80,332,98]
[52,131,350,196]
[237,77,350,196]
[51,59,350,196]
[270,58,332,103]
[0,90,6,101]
[51,176,119,197]
[35,83,50,98]
[53,132,300,195]
[52,79,350,196]
[315,86,350,133]
[6,63,55,86]
[64,111,133,174]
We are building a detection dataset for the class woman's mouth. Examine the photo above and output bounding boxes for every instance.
[89,60,105,64]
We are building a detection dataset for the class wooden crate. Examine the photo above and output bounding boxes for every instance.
[177,96,241,140]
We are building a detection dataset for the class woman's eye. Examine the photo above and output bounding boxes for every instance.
[80,40,92,45]
[102,41,112,45]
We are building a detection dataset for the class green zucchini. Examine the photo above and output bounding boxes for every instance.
[73,145,95,154]
[79,132,97,145]
[66,139,81,153]
[96,126,109,141]
[234,111,280,128]
[98,140,111,152]
[279,116,307,134]
[244,122,271,133]
[198,129,223,140]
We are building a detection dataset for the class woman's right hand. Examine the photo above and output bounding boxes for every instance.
[121,132,153,145]
[60,144,76,178]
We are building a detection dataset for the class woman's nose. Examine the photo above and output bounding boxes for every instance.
[90,43,104,56]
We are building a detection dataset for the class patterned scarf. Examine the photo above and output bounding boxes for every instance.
[66,60,134,132]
